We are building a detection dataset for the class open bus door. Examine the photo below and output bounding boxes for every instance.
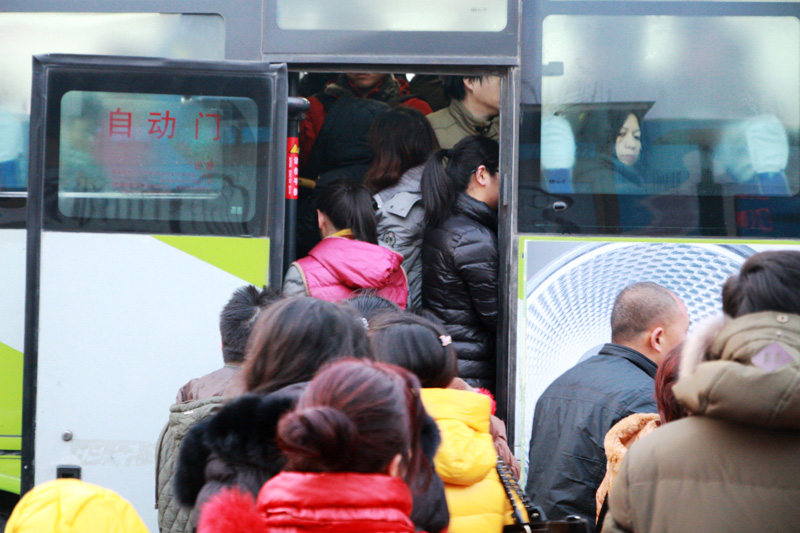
[22,54,288,530]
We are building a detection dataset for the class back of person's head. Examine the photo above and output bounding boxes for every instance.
[367,312,457,388]
[219,285,281,364]
[722,250,800,318]
[610,282,683,345]
[316,178,378,244]
[5,479,147,533]
[346,291,401,325]
[364,107,439,193]
[421,135,499,227]
[654,343,686,424]
[242,297,372,395]
[442,75,485,102]
[277,359,428,488]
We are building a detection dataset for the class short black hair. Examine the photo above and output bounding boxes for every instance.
[722,251,800,317]
[219,285,281,364]
[442,75,487,102]
[610,282,681,344]
[345,291,401,325]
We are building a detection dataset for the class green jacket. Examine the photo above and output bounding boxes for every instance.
[156,397,227,533]
[426,99,498,150]
[603,312,800,533]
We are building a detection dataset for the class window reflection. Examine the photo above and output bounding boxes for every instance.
[0,13,225,192]
[521,16,800,237]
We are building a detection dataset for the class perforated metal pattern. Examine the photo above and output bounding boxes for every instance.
[519,242,753,472]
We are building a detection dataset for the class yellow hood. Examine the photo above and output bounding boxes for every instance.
[6,479,148,533]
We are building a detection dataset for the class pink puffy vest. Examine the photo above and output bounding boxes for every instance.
[294,236,408,309]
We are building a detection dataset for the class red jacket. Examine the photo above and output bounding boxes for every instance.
[300,75,433,171]
[294,236,408,309]
[198,472,418,533]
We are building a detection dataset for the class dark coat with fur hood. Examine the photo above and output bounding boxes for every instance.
[174,383,449,533]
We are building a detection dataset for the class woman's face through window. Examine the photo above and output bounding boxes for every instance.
[615,113,641,167]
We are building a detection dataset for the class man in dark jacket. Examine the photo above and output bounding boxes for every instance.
[525,282,689,532]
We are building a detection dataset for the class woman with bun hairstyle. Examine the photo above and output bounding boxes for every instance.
[174,297,371,527]
[283,178,408,308]
[366,107,440,308]
[603,251,800,533]
[369,312,515,533]
[421,136,500,392]
[198,359,430,533]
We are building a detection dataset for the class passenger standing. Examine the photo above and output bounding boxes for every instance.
[156,285,279,533]
[426,76,500,149]
[525,282,689,531]
[197,360,430,533]
[283,179,408,308]
[594,343,686,530]
[369,312,516,533]
[367,107,440,308]
[300,73,432,171]
[421,136,500,392]
[603,251,800,533]
[174,298,371,528]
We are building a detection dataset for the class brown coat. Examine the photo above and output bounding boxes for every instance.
[603,311,800,533]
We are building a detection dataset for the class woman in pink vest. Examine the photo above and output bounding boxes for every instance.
[283,178,408,308]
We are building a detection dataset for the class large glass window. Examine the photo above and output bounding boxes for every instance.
[59,91,259,224]
[0,13,225,193]
[276,0,507,31]
[520,16,800,237]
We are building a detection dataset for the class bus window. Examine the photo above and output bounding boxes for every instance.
[520,16,800,236]
[58,91,260,226]
[0,13,224,193]
[276,0,507,32]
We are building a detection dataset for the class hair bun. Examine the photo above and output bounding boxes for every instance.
[277,406,358,471]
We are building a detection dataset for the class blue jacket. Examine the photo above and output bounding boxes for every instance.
[524,343,657,532]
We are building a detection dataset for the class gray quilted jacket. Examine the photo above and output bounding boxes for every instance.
[374,164,425,309]
[155,397,226,533]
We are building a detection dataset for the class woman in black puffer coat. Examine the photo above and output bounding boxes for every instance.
[420,136,500,393]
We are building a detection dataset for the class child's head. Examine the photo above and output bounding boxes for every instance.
[243,297,372,395]
[277,359,428,487]
[367,312,457,388]
[316,178,378,244]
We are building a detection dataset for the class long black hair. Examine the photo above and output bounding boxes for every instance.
[364,107,439,193]
[722,250,800,317]
[316,178,378,244]
[421,135,499,227]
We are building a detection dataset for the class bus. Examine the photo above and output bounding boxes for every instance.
[2,1,800,529]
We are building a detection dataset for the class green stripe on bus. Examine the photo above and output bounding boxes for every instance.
[0,341,22,494]
[153,236,270,287]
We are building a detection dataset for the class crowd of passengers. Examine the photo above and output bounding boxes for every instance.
[5,74,800,533]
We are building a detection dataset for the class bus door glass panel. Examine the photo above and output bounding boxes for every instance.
[38,57,283,238]
[59,92,259,229]
[0,13,224,193]
[521,16,800,237]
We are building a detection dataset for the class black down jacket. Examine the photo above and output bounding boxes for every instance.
[422,193,499,392]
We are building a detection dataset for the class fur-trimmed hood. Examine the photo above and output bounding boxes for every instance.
[675,311,800,429]
[174,384,305,510]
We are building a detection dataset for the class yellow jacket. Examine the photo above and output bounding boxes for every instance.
[5,479,148,533]
[420,388,511,533]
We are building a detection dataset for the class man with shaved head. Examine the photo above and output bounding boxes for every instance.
[525,282,689,532]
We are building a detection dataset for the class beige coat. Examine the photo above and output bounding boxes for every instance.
[426,99,499,150]
[603,311,800,533]
[595,412,659,522]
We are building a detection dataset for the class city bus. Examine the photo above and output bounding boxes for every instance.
[2,0,800,529]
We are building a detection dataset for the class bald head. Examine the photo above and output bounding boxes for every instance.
[611,282,689,361]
